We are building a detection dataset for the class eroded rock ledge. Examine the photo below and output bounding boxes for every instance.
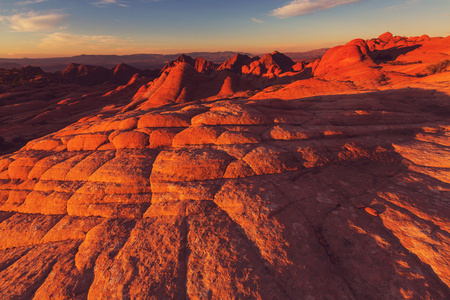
[0,87,449,299]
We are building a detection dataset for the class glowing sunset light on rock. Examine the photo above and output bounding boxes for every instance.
[0,1,449,295]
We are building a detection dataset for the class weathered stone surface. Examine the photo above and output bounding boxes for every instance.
[29,139,63,151]
[151,148,232,182]
[223,160,256,178]
[364,207,379,216]
[393,141,450,168]
[138,113,190,128]
[243,144,301,175]
[118,117,138,130]
[8,152,48,180]
[191,104,271,126]
[0,213,63,249]
[263,125,311,140]
[67,134,109,151]
[172,126,223,147]
[1,34,450,299]
[112,131,149,149]
[149,128,179,148]
[65,151,116,181]
[215,131,261,145]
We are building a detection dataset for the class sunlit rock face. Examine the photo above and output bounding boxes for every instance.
[0,33,450,299]
[1,87,450,299]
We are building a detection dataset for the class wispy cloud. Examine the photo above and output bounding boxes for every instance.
[39,32,132,50]
[16,0,48,5]
[384,0,421,12]
[271,0,360,18]
[251,17,264,23]
[92,0,129,7]
[0,11,67,32]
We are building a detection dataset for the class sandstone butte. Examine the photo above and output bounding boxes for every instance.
[0,32,449,299]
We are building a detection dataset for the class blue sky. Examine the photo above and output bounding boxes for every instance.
[0,0,449,57]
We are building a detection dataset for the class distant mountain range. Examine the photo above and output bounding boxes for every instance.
[0,49,328,72]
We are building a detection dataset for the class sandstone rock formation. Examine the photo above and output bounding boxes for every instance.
[0,62,160,154]
[0,75,151,155]
[217,53,254,73]
[110,63,159,85]
[255,32,450,100]
[367,31,431,52]
[0,66,51,87]
[242,51,295,79]
[129,51,309,108]
[1,86,450,299]
[0,33,449,299]
[61,63,113,86]
[312,38,381,85]
[61,63,159,86]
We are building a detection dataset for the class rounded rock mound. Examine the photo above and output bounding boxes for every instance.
[0,86,449,299]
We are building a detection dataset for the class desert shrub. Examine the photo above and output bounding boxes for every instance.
[425,60,450,75]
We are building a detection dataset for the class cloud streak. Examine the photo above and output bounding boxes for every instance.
[37,32,158,55]
[40,32,132,50]
[16,0,48,5]
[251,17,264,23]
[384,0,421,12]
[272,0,360,18]
[0,11,67,32]
[92,0,129,7]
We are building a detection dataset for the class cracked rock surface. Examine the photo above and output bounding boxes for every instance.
[0,85,449,299]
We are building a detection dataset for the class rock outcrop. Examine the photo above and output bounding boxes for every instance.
[110,63,159,85]
[160,55,218,75]
[1,86,450,299]
[60,63,158,86]
[0,32,450,300]
[194,57,218,75]
[217,54,254,73]
[242,51,294,78]
[367,31,432,52]
[130,62,252,109]
[307,31,450,88]
[139,62,202,108]
[61,63,113,86]
[312,38,381,85]
[0,66,51,87]
[132,51,311,107]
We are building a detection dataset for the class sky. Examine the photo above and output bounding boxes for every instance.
[0,0,449,58]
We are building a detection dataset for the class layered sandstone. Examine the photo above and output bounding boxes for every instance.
[1,85,450,299]
[0,33,449,299]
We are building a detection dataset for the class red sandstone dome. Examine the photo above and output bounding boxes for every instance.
[218,53,254,73]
